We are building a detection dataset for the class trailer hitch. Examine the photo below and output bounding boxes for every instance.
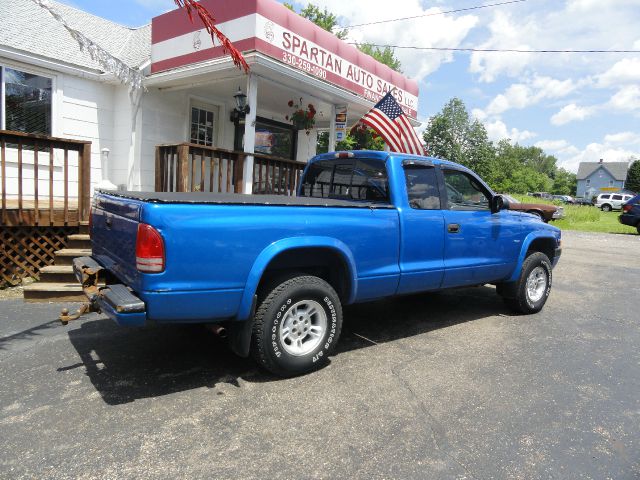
[60,302,95,325]
[58,257,104,325]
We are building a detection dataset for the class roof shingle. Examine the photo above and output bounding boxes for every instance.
[576,161,629,181]
[0,0,150,72]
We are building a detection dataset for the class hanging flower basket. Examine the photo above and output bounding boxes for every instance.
[286,98,316,135]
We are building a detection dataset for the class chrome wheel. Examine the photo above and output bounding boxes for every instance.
[526,266,547,303]
[279,300,327,356]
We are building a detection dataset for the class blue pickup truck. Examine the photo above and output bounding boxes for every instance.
[66,151,561,376]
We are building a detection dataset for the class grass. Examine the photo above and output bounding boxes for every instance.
[512,195,637,235]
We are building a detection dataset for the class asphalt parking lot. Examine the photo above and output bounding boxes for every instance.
[1,230,639,479]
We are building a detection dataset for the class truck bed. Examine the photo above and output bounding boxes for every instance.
[98,190,395,209]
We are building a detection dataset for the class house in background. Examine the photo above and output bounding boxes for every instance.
[576,159,630,199]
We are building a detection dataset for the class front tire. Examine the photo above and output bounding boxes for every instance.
[601,204,612,212]
[498,252,552,314]
[251,275,343,377]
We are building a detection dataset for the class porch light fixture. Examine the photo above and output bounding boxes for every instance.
[230,86,250,123]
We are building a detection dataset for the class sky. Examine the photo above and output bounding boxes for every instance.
[57,0,640,173]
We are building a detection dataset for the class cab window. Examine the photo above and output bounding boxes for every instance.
[442,169,490,211]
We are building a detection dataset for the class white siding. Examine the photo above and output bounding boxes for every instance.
[1,59,116,199]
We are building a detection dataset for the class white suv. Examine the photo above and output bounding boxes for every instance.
[595,193,634,211]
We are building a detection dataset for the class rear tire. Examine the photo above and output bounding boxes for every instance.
[498,252,552,314]
[251,275,343,377]
[601,204,612,212]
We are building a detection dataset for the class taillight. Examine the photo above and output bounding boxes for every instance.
[136,223,165,273]
[622,204,632,213]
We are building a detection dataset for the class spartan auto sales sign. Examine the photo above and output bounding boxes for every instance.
[258,17,418,119]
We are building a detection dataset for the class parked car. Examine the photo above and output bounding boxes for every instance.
[574,197,593,206]
[552,195,574,204]
[619,194,640,234]
[531,192,553,200]
[62,152,562,377]
[595,193,634,211]
[501,194,564,222]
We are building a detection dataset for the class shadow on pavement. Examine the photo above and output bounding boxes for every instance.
[59,285,508,405]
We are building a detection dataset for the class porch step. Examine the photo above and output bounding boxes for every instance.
[39,265,76,283]
[66,234,92,250]
[54,248,92,266]
[23,282,87,302]
[79,221,90,235]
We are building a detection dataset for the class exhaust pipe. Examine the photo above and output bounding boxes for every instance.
[207,324,227,339]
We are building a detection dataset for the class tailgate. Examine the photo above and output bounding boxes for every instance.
[91,192,143,290]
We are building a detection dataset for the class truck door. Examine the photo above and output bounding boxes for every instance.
[439,167,521,288]
[397,161,446,294]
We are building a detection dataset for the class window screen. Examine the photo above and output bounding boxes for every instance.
[301,159,389,203]
[404,166,440,209]
[4,67,52,135]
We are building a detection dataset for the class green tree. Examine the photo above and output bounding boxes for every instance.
[423,98,496,179]
[551,168,577,195]
[357,43,402,72]
[284,4,402,72]
[625,158,640,193]
[284,3,348,39]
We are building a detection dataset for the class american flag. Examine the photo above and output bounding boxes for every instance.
[360,92,425,156]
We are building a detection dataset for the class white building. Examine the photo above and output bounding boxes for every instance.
[1,0,420,198]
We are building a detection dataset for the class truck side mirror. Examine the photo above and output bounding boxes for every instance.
[491,195,510,214]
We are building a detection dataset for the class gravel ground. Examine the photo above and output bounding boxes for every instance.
[0,230,639,479]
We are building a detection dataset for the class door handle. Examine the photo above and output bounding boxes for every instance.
[448,223,460,233]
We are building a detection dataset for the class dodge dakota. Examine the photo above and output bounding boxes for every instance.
[65,151,562,377]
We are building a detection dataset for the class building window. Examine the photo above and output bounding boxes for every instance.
[190,105,216,146]
[234,117,297,160]
[586,179,590,186]
[609,180,614,186]
[1,66,52,135]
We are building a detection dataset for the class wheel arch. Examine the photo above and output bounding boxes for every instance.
[235,237,358,321]
[507,232,558,282]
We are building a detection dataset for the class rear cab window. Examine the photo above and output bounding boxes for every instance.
[300,158,390,203]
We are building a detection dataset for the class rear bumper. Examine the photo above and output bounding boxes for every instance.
[72,256,147,327]
[619,213,638,227]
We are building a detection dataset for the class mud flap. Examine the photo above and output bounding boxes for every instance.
[227,295,257,358]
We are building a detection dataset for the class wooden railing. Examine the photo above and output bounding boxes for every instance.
[155,143,245,193]
[155,143,307,197]
[252,153,306,196]
[0,130,91,227]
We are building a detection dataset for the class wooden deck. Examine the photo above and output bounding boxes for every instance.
[1,130,90,228]
[2,198,80,227]
[1,130,91,287]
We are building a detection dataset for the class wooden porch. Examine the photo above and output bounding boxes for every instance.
[1,129,92,288]
[1,130,91,227]
[155,143,306,196]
